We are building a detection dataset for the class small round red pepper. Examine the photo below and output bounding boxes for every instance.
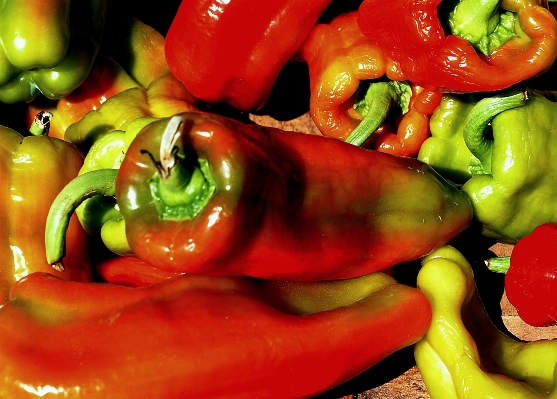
[488,222,557,327]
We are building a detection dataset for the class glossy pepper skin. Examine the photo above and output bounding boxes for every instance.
[0,115,90,304]
[0,0,107,104]
[58,72,199,256]
[0,269,431,398]
[415,245,557,398]
[164,0,332,111]
[357,0,557,93]
[460,90,557,243]
[488,223,557,327]
[300,11,442,156]
[26,13,170,140]
[417,94,481,184]
[108,112,473,281]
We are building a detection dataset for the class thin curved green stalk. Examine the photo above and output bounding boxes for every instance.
[345,81,410,147]
[45,169,118,271]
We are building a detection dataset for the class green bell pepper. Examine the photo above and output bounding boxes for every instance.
[415,245,557,398]
[0,0,106,104]
[417,94,481,184]
[420,89,557,243]
[461,90,557,243]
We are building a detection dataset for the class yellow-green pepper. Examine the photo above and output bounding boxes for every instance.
[0,0,106,103]
[415,245,557,398]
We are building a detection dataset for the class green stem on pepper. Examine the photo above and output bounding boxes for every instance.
[141,115,216,221]
[45,169,119,271]
[463,90,527,175]
[28,111,53,136]
[486,255,511,273]
[450,0,518,57]
[345,81,411,147]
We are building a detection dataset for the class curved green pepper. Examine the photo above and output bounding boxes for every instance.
[415,245,557,398]
[0,0,107,104]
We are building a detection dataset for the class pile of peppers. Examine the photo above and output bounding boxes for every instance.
[0,0,556,398]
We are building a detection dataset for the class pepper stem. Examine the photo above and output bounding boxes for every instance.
[486,256,511,273]
[143,115,216,221]
[45,169,119,270]
[345,81,411,147]
[28,111,53,136]
[463,91,527,175]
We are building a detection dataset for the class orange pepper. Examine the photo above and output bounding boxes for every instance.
[300,11,440,157]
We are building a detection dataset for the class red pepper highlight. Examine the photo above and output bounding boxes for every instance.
[488,222,557,327]
[0,271,431,398]
[165,0,332,111]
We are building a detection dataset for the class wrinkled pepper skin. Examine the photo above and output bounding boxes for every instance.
[461,90,557,243]
[164,0,332,111]
[0,270,432,398]
[417,94,480,184]
[415,245,557,398]
[300,10,442,156]
[0,125,90,303]
[357,0,557,93]
[489,223,557,327]
[0,0,107,103]
[115,112,473,281]
[299,10,400,140]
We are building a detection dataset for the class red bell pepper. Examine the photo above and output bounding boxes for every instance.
[488,222,557,327]
[164,0,333,111]
[0,269,431,398]
[357,0,557,93]
[46,112,472,281]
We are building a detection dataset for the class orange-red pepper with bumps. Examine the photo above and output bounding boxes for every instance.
[357,0,557,93]
[300,11,442,156]
[0,114,91,304]
[0,269,431,398]
[164,0,333,111]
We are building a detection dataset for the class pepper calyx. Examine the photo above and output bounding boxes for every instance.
[142,115,216,221]
[450,0,518,56]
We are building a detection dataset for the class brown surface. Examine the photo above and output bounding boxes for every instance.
[251,114,557,399]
